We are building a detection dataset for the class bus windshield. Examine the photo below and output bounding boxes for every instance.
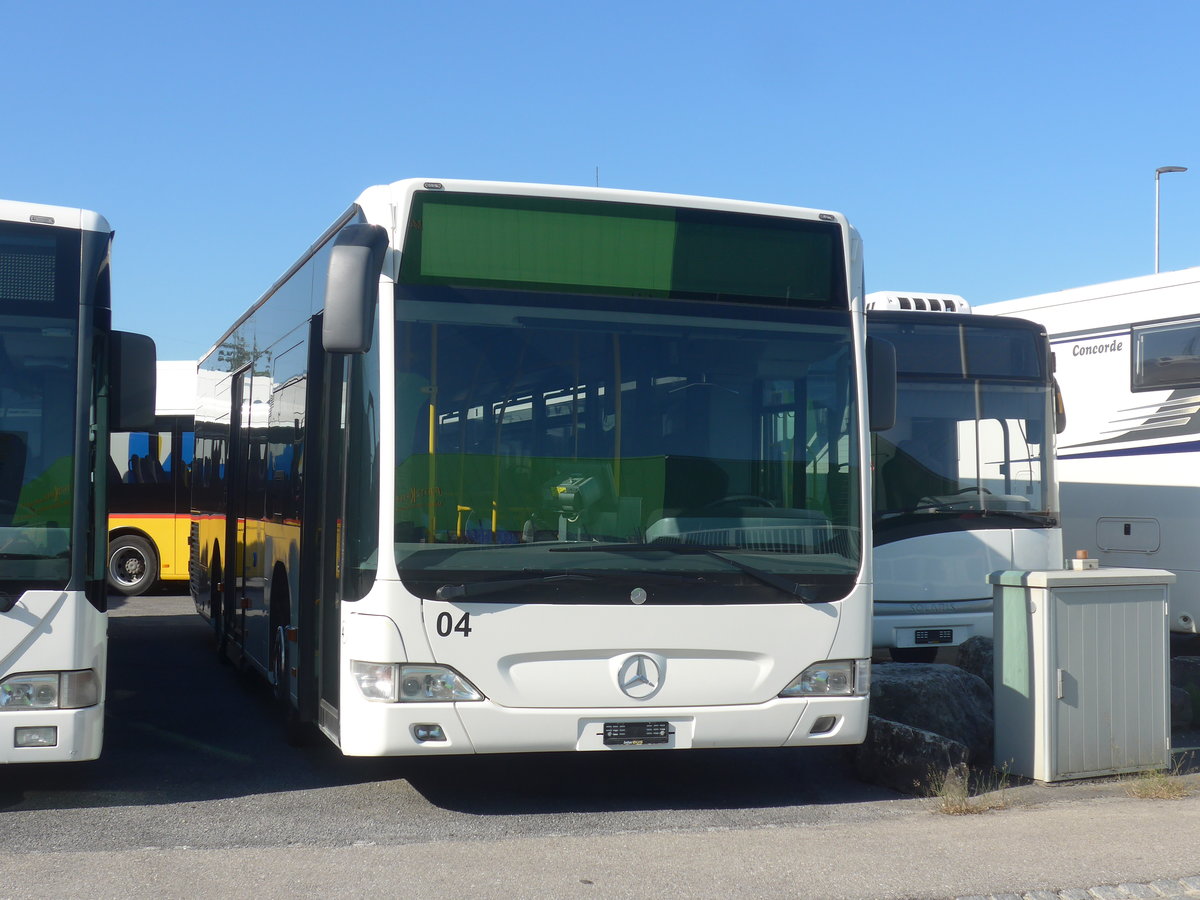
[389,300,861,603]
[382,192,860,604]
[869,315,1054,527]
[0,221,83,589]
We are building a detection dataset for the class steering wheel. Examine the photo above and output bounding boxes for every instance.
[951,487,992,495]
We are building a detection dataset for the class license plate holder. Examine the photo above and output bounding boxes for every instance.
[603,721,671,746]
[914,628,954,645]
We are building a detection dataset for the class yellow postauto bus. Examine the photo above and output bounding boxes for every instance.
[107,361,195,596]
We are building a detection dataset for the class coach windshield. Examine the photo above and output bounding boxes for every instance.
[386,191,861,605]
[870,314,1056,534]
[0,222,82,591]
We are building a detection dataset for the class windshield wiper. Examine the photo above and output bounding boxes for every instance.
[877,505,1056,527]
[436,573,596,600]
[977,509,1058,527]
[434,568,694,601]
[549,542,825,603]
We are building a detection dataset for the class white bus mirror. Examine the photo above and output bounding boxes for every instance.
[323,224,389,354]
[1053,377,1067,434]
[867,336,897,432]
[109,331,156,432]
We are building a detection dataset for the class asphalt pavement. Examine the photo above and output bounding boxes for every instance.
[1,593,1199,899]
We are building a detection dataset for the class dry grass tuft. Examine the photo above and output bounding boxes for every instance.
[1124,760,1192,800]
[927,763,1011,815]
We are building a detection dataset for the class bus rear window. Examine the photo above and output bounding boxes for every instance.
[398,191,846,308]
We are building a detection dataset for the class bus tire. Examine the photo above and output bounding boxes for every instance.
[209,546,228,660]
[107,534,158,596]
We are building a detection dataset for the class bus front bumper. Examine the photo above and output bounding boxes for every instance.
[335,694,869,756]
[0,705,104,763]
[872,599,992,651]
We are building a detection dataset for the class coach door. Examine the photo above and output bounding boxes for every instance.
[310,351,350,741]
[223,368,251,650]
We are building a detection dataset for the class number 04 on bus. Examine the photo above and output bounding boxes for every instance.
[191,179,895,756]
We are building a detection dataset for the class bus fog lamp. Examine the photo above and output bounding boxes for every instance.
[809,715,838,735]
[0,673,60,709]
[779,660,867,697]
[15,726,57,748]
[413,723,447,742]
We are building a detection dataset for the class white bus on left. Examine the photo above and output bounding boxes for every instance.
[0,198,154,762]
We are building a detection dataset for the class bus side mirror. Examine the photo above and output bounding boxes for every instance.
[867,336,897,432]
[322,224,389,354]
[110,331,156,432]
[1053,377,1067,434]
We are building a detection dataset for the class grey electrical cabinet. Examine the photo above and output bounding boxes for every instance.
[989,567,1173,782]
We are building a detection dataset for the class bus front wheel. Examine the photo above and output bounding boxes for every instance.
[107,535,158,596]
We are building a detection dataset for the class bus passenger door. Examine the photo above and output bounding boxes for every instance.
[223,368,250,651]
[313,353,349,740]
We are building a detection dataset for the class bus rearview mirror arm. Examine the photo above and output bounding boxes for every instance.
[867,336,897,432]
[322,224,390,354]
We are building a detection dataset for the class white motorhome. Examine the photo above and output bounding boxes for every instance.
[987,267,1200,634]
[866,293,1063,660]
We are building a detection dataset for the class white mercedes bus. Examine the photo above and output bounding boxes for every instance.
[190,178,892,756]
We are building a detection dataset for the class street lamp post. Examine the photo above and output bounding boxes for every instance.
[1155,165,1188,274]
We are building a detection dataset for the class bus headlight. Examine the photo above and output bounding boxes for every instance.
[778,660,870,698]
[351,662,483,703]
[0,670,100,710]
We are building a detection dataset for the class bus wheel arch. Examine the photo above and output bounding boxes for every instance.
[106,531,158,596]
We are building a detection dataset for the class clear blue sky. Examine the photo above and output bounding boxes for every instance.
[6,1,1200,360]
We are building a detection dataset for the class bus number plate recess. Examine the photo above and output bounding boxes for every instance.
[603,722,671,746]
[915,629,954,645]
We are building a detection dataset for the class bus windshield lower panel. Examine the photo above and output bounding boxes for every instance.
[391,298,862,604]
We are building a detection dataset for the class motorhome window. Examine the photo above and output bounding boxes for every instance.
[397,192,846,309]
[1132,318,1200,391]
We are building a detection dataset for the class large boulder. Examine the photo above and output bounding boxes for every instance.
[853,715,970,794]
[1171,686,1194,731]
[954,636,994,691]
[869,662,994,762]
[1171,656,1200,691]
[1173,657,1200,725]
